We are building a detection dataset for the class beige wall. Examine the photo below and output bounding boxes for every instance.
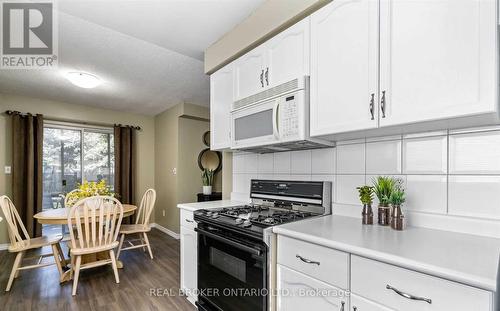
[0,93,156,244]
[221,152,233,199]
[154,103,214,234]
[204,0,331,73]
[154,103,182,233]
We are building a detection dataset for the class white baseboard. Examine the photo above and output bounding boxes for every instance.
[151,223,180,240]
[0,243,8,251]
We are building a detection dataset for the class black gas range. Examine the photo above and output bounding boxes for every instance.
[193,204,317,240]
[194,180,332,311]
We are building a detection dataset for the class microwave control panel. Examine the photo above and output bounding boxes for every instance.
[279,95,299,138]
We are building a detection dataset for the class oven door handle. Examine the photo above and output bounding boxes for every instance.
[195,227,263,256]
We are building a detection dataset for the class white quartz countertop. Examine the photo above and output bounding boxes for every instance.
[273,215,500,292]
[177,200,246,212]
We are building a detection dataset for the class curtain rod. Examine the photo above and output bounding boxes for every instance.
[4,110,142,131]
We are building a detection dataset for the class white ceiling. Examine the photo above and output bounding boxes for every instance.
[0,0,264,115]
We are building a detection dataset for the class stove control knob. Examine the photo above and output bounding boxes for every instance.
[235,217,244,224]
[242,220,252,227]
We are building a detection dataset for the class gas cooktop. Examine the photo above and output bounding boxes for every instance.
[193,204,318,239]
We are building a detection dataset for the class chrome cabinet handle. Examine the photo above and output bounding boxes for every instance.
[369,93,375,120]
[380,90,386,118]
[185,219,194,223]
[295,254,320,266]
[260,70,264,87]
[386,284,432,304]
[340,301,345,311]
[265,67,269,86]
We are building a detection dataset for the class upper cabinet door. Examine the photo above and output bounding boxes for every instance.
[379,0,498,127]
[266,18,311,88]
[234,46,266,101]
[310,0,379,137]
[210,63,234,150]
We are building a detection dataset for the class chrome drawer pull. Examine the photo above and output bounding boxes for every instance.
[386,284,432,304]
[185,219,194,223]
[295,254,320,266]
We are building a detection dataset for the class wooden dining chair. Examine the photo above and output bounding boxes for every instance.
[117,189,156,260]
[67,196,123,296]
[0,195,66,292]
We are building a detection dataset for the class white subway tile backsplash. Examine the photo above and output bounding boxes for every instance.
[288,175,312,181]
[335,175,365,205]
[233,153,245,173]
[406,175,447,214]
[336,143,365,174]
[448,175,500,219]
[244,154,258,174]
[232,125,500,238]
[403,135,447,174]
[366,139,402,175]
[312,148,335,174]
[290,150,312,174]
[258,154,274,174]
[449,131,500,174]
[274,152,291,174]
[232,173,246,193]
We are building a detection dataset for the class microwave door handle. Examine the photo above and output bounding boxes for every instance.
[272,100,280,139]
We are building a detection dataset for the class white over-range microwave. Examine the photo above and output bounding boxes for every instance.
[230,76,333,153]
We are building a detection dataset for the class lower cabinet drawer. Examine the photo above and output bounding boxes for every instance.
[277,264,348,311]
[277,235,349,289]
[351,255,493,311]
[180,209,196,229]
[350,294,394,311]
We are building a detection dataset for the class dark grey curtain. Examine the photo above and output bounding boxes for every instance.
[11,113,43,238]
[114,125,136,207]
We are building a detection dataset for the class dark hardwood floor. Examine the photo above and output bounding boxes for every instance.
[0,229,196,311]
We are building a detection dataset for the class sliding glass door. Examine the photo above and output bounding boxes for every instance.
[42,124,114,211]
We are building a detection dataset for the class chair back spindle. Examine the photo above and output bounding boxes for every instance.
[0,196,30,249]
[135,189,156,226]
[67,196,123,251]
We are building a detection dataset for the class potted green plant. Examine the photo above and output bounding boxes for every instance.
[372,176,395,226]
[389,181,406,231]
[357,185,374,225]
[201,169,215,195]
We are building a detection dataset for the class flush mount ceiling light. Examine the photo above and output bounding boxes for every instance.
[65,72,101,89]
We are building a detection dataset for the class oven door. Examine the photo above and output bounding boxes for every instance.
[196,224,267,311]
[231,98,280,149]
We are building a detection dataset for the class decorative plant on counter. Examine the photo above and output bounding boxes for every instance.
[389,180,406,231]
[372,176,395,226]
[201,168,215,195]
[65,180,114,208]
[357,185,374,225]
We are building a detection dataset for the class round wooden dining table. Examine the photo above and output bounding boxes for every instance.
[34,204,137,283]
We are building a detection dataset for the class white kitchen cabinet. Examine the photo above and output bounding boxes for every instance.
[350,294,394,311]
[310,0,379,136]
[234,18,311,102]
[234,46,267,101]
[180,213,197,305]
[277,264,348,311]
[351,255,493,311]
[266,18,310,88]
[378,0,497,127]
[210,63,234,150]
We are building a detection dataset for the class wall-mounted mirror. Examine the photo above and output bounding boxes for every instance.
[198,148,222,173]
